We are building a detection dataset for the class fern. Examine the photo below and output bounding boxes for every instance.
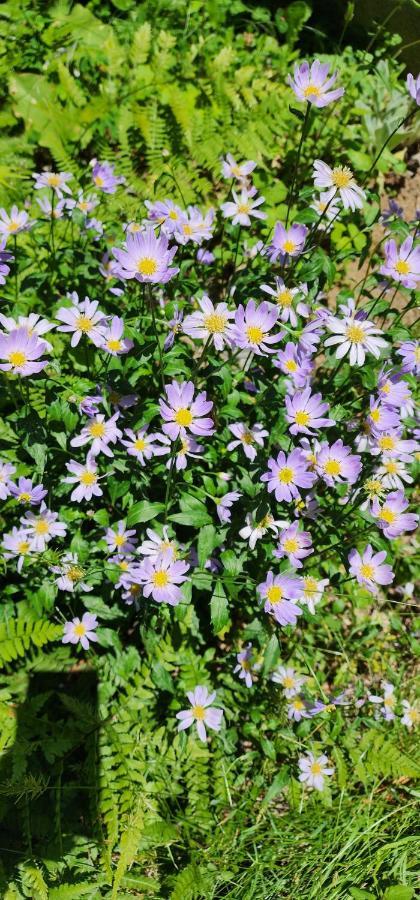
[0,618,62,667]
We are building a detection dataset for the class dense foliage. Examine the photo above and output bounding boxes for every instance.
[0,1,419,898]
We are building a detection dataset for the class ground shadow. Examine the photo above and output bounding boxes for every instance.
[0,669,100,872]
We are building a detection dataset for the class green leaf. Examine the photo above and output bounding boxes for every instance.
[197,524,217,567]
[126,501,164,526]
[263,634,280,675]
[170,495,212,526]
[151,662,175,693]
[382,887,414,900]
[210,580,230,633]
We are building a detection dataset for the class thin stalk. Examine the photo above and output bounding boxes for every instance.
[363,108,417,184]
[148,284,165,392]
[285,102,311,228]
[164,441,178,523]
[13,236,18,303]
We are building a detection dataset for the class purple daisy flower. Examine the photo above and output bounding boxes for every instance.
[183,295,234,351]
[144,198,184,233]
[0,205,34,242]
[266,222,308,263]
[287,59,344,107]
[221,188,266,226]
[313,160,365,211]
[136,550,190,606]
[260,279,309,327]
[231,300,283,355]
[261,449,317,503]
[9,477,47,506]
[21,502,67,551]
[221,154,256,182]
[257,571,303,627]
[396,341,420,376]
[316,439,362,487]
[71,412,122,458]
[377,368,413,407]
[62,613,98,650]
[164,306,183,350]
[227,422,268,462]
[56,296,106,348]
[197,248,215,265]
[407,72,420,105]
[112,228,179,284]
[174,206,215,245]
[233,643,257,688]
[121,426,164,465]
[33,171,73,198]
[367,397,401,433]
[155,433,204,470]
[0,328,49,377]
[105,521,137,556]
[91,159,125,193]
[100,316,133,356]
[371,490,418,539]
[63,454,104,502]
[0,239,13,285]
[0,461,16,499]
[285,386,334,436]
[370,429,418,462]
[274,521,313,569]
[176,685,223,742]
[275,342,313,387]
[348,544,394,594]
[159,380,214,441]
[2,527,34,572]
[216,490,241,524]
[380,236,420,289]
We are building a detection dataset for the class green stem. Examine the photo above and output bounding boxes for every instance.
[13,236,18,303]
[164,440,178,523]
[285,102,311,228]
[148,284,165,392]
[363,107,417,183]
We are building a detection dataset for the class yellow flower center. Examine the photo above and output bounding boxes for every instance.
[293,699,304,710]
[203,313,226,334]
[47,174,62,187]
[381,381,391,394]
[80,471,97,486]
[18,492,31,502]
[295,410,311,427]
[137,257,158,276]
[408,709,419,722]
[67,565,84,581]
[175,408,193,427]
[395,259,410,275]
[365,479,382,495]
[192,704,205,720]
[304,84,321,97]
[379,507,396,524]
[384,695,395,708]
[246,325,264,344]
[370,409,381,423]
[414,347,420,361]
[182,224,194,235]
[332,166,353,188]
[89,422,106,438]
[73,623,86,637]
[283,240,296,254]
[168,210,179,220]
[118,560,129,571]
[134,437,146,451]
[324,459,341,477]
[18,541,30,553]
[8,221,20,232]
[94,175,104,187]
[360,563,374,579]
[76,316,93,333]
[237,203,250,214]
[283,676,295,689]
[304,577,318,594]
[277,290,293,307]
[310,762,322,775]
[285,359,298,372]
[34,519,49,535]
[385,461,398,474]
[114,534,125,547]
[78,201,89,212]
[283,537,299,553]
[266,585,283,604]
[8,351,27,367]
[152,569,169,588]
[278,466,294,484]
[106,339,122,352]
[346,324,365,344]
[378,436,395,451]
[242,431,254,445]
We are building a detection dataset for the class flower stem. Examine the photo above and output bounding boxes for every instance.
[363,107,418,183]
[148,284,166,392]
[164,440,178,523]
[285,102,311,228]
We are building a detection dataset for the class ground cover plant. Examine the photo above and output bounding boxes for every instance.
[0,1,419,898]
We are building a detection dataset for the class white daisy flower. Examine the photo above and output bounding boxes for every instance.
[313,159,366,211]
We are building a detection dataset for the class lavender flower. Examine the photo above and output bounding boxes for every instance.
[288,697,311,722]
[0,328,49,377]
[62,613,98,650]
[0,206,34,242]
[275,342,313,387]
[164,306,183,350]
[261,449,317,503]
[377,368,413,407]
[234,643,257,688]
[10,477,47,506]
[33,171,73,197]
[174,206,215,245]
[239,512,287,549]
[407,72,420,105]
[367,397,400,432]
[261,279,308,326]
[380,236,420,289]
[0,461,16,500]
[313,160,365,210]
[51,553,92,593]
[2,527,34,572]
[183,295,234,350]
[135,550,189,605]
[221,188,266,226]
[112,228,179,284]
[274,522,313,569]
[21,502,67,551]
[91,160,125,193]
[176,685,223,742]
[63,455,104,502]
[271,666,306,697]
[316,439,362,486]
[216,490,241,524]
[159,380,214,440]
[401,700,419,729]
[100,317,133,356]
[121,426,164,465]
[156,433,204,470]
[299,576,328,614]
[287,60,344,107]
[348,544,394,594]
[257,571,303,626]
[368,682,396,721]
[285,387,334,436]
[197,248,215,265]
[144,198,184,233]
[371,490,418,538]
[221,154,256,182]
[56,296,106,348]
[105,522,137,556]
[0,239,13,285]
[71,412,122,458]
[231,300,283,355]
[298,753,334,791]
[325,312,387,366]
[138,526,178,561]
[265,222,308,263]
[227,422,268,462]
[396,341,419,376]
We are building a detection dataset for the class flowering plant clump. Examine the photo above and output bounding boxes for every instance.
[0,6,419,894]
